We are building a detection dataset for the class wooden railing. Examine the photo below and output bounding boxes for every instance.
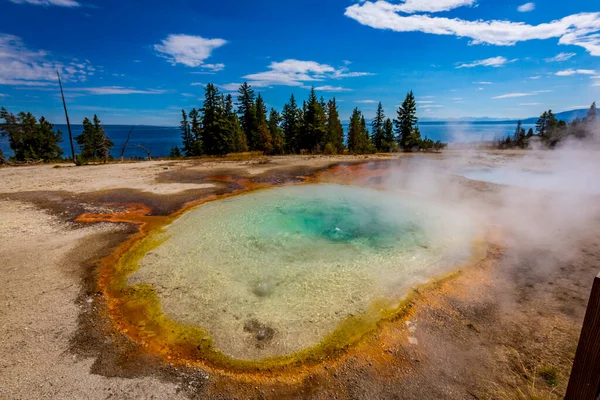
[566,273,600,399]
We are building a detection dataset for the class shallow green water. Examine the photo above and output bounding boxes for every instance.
[129,184,479,360]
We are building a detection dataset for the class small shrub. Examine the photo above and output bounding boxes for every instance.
[538,366,559,387]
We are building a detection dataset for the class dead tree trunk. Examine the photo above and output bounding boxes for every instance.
[566,273,600,399]
[133,144,152,161]
[119,126,134,161]
[57,70,76,163]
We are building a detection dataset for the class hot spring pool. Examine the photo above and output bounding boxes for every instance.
[128,184,480,360]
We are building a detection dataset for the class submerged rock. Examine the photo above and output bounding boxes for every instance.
[252,281,274,297]
[243,318,275,347]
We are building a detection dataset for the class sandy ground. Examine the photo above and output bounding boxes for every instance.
[1,152,599,399]
[0,201,187,399]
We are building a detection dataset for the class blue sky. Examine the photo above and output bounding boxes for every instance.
[1,0,599,125]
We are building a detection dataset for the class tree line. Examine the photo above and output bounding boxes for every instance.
[175,83,446,157]
[0,106,114,164]
[2,84,447,163]
[494,102,597,149]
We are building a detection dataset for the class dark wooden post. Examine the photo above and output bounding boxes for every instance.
[566,273,600,400]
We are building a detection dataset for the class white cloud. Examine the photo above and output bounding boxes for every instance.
[520,102,542,106]
[69,86,166,95]
[314,85,352,92]
[456,57,513,68]
[217,83,242,91]
[493,92,534,99]
[154,34,227,69]
[417,100,435,104]
[9,0,80,7]
[344,2,600,56]
[492,90,551,99]
[473,81,493,84]
[181,93,195,97]
[421,104,444,108]
[452,97,463,100]
[517,2,535,12]
[0,34,91,87]
[389,0,476,14]
[356,100,377,104]
[529,75,542,79]
[242,59,372,87]
[555,68,596,76]
[203,63,225,72]
[0,93,7,97]
[545,52,576,62]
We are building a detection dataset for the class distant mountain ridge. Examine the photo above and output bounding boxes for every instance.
[419,108,591,125]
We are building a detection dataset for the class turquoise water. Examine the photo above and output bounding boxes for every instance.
[129,184,479,360]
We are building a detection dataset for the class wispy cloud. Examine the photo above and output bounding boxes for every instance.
[555,69,596,76]
[517,2,535,12]
[241,59,372,88]
[456,57,514,68]
[493,90,552,99]
[473,81,493,84]
[520,102,542,106]
[154,34,227,69]
[216,83,241,91]
[390,0,476,14]
[344,2,600,56]
[0,34,91,87]
[493,93,533,99]
[8,0,80,7]
[68,86,166,95]
[545,52,576,62]
[529,75,542,79]
[314,85,352,92]
[355,100,377,104]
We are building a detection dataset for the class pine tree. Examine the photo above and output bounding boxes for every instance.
[180,109,194,156]
[371,102,385,151]
[348,108,371,154]
[93,115,113,162]
[382,118,395,152]
[223,94,247,153]
[360,115,374,153]
[202,83,229,155]
[237,82,258,150]
[301,87,327,152]
[0,108,63,161]
[513,120,526,148]
[188,108,203,155]
[282,94,301,154]
[169,146,182,158]
[324,98,344,154]
[394,91,421,151]
[76,115,112,162]
[255,93,267,126]
[585,102,597,123]
[268,108,284,155]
